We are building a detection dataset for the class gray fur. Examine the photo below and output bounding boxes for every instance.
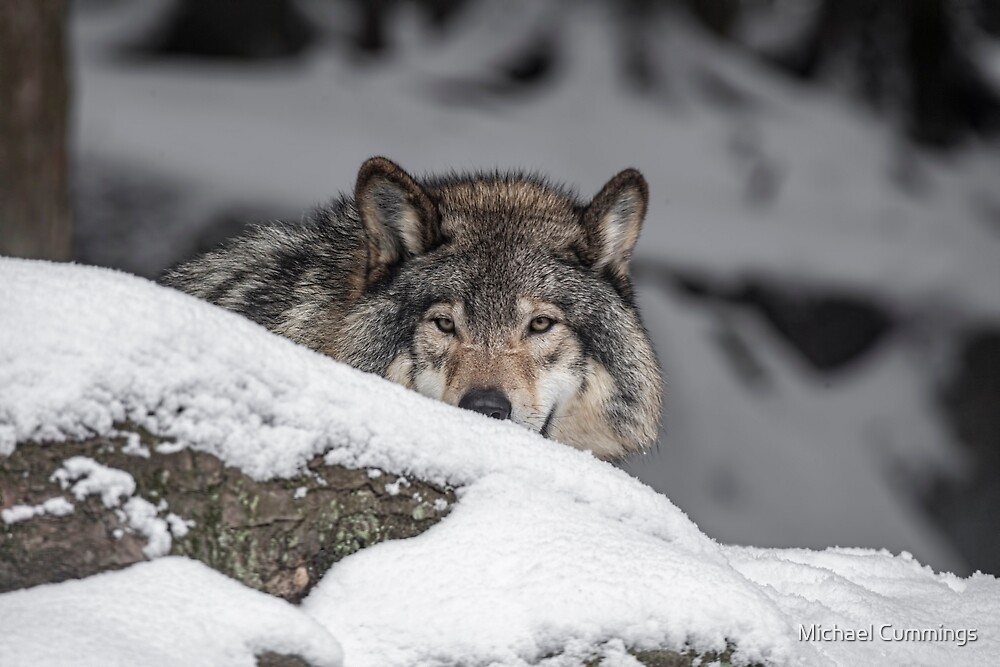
[162,158,663,459]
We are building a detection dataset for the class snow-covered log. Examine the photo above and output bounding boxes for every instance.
[0,427,454,600]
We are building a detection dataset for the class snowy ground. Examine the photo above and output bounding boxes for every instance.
[65,0,1000,578]
[0,557,343,667]
[2,258,999,667]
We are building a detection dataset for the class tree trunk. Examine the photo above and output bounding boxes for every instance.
[0,0,71,261]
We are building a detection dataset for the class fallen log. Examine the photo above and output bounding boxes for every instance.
[0,424,455,602]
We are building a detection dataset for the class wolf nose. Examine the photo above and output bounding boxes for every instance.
[458,389,512,421]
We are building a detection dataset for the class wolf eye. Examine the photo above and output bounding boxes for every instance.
[529,316,555,334]
[433,316,455,334]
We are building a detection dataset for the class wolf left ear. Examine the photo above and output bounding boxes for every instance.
[356,157,440,285]
[581,168,648,286]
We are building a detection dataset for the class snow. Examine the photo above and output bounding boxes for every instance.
[2,258,999,666]
[120,496,173,558]
[1,496,74,525]
[51,456,137,507]
[383,476,410,496]
[119,429,151,457]
[0,557,343,667]
[302,471,789,666]
[165,511,193,538]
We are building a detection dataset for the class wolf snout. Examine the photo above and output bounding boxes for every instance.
[458,388,512,421]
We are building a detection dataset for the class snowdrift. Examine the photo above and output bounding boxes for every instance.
[1,258,997,667]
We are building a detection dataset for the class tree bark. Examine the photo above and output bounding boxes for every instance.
[0,425,455,602]
[0,0,71,261]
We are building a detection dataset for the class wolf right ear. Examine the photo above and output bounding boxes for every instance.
[356,157,440,285]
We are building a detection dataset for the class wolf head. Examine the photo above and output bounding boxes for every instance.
[329,157,662,459]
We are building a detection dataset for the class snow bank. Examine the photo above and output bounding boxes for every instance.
[1,258,998,666]
[0,557,343,667]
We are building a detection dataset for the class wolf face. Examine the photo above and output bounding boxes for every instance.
[164,157,662,459]
[327,158,662,458]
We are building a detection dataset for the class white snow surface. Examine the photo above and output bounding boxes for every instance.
[0,557,343,667]
[51,456,137,507]
[2,259,998,666]
[120,495,173,558]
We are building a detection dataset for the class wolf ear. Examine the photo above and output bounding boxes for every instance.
[356,157,440,285]
[581,168,648,285]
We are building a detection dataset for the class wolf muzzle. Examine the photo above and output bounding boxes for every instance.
[458,388,512,421]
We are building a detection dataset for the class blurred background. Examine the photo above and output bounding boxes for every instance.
[2,0,999,576]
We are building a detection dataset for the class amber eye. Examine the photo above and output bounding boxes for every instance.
[433,316,455,334]
[529,316,555,334]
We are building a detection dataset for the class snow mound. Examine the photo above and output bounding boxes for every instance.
[1,258,998,666]
[0,557,343,667]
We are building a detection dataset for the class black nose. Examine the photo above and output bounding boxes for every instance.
[458,388,512,421]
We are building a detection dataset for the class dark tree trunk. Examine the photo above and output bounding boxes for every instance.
[0,0,71,261]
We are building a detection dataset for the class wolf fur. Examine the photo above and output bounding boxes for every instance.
[162,157,662,459]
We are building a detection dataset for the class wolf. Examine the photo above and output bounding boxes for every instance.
[162,157,662,459]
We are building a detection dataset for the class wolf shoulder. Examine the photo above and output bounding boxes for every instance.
[160,199,366,348]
